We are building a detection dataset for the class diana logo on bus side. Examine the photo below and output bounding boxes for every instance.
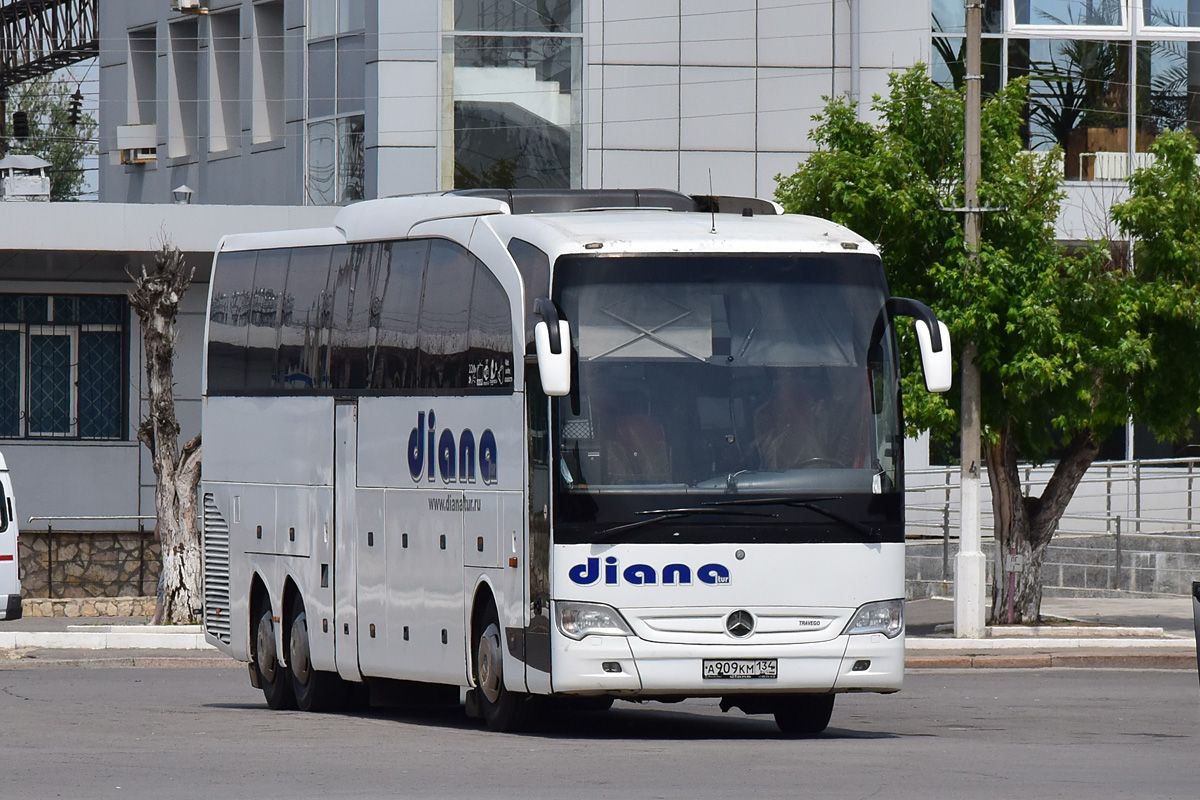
[409,410,498,485]
[569,556,731,587]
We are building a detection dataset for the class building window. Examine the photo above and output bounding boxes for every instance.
[209,10,241,153]
[253,1,286,144]
[0,296,127,440]
[448,0,583,190]
[933,0,1200,181]
[128,27,158,127]
[306,0,365,204]
[169,18,200,159]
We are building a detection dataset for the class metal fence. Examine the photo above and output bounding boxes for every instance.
[905,458,1200,596]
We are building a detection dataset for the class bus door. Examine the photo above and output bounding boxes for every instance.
[333,401,362,681]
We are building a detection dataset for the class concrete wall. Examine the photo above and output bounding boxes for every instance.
[99,0,310,205]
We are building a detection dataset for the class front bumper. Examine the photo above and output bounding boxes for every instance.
[551,631,904,695]
[0,593,22,621]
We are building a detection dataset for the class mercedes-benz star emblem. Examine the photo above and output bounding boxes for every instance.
[726,610,755,638]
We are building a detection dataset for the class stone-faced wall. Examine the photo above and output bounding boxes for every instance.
[19,530,160,598]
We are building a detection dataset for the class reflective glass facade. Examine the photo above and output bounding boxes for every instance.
[447,0,582,189]
[933,0,1200,179]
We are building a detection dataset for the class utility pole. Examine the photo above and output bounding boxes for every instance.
[955,0,987,638]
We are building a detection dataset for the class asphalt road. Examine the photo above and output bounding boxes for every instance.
[0,667,1195,800]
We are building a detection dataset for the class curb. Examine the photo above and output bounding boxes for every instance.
[0,655,236,670]
[906,651,1197,670]
[0,631,216,651]
[907,636,1195,651]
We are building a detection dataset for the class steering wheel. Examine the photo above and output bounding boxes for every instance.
[796,457,847,469]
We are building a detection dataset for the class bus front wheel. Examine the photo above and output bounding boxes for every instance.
[253,601,296,710]
[286,593,346,712]
[774,694,835,736]
[474,602,533,732]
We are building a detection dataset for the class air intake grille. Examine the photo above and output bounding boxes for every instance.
[202,493,232,644]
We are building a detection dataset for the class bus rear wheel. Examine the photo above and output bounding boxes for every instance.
[286,593,346,712]
[253,601,296,710]
[474,602,533,732]
[774,694,835,736]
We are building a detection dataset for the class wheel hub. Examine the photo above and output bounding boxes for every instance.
[255,614,277,682]
[289,612,312,686]
[477,626,503,704]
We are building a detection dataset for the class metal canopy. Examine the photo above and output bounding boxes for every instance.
[0,0,97,89]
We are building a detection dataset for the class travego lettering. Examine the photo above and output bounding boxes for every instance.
[408,410,498,485]
[568,556,731,587]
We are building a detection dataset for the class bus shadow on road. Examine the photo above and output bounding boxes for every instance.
[301,701,904,741]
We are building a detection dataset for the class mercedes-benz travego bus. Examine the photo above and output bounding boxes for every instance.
[201,189,951,734]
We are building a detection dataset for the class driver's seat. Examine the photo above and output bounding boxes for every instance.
[753,387,825,471]
[605,414,671,484]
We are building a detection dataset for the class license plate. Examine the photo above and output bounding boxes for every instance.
[702,659,778,679]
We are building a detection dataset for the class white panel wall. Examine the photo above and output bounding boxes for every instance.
[600,65,681,151]
[681,0,756,67]
[375,61,440,148]
[589,1,928,196]
[757,69,835,152]
[602,0,682,64]
[679,67,756,152]
[678,150,757,196]
[600,149,680,189]
[374,146,439,198]
[860,0,929,69]
[758,0,835,68]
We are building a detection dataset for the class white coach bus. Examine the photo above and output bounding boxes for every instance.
[201,189,951,734]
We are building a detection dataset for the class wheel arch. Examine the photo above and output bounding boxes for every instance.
[470,579,498,660]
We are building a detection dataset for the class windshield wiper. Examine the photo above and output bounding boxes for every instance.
[704,496,879,540]
[596,506,777,540]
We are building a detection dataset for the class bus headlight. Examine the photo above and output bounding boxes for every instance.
[843,599,904,639]
[555,601,634,640]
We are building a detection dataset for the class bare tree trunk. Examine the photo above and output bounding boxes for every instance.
[988,422,1099,623]
[129,242,202,624]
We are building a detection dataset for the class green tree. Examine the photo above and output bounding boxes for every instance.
[1112,131,1200,451]
[6,74,97,201]
[776,68,1152,623]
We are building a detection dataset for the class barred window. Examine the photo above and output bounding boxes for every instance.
[0,295,127,440]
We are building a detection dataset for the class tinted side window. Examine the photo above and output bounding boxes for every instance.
[418,240,474,390]
[506,237,550,349]
[372,240,426,390]
[327,244,370,390]
[245,248,290,392]
[278,246,334,392]
[467,261,514,389]
[207,250,258,394]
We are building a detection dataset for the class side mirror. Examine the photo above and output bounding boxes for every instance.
[887,297,953,393]
[914,318,952,393]
[533,298,572,397]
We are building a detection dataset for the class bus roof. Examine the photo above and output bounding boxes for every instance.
[213,193,877,259]
[485,208,878,258]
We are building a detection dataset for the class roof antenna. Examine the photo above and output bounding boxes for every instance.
[708,168,717,234]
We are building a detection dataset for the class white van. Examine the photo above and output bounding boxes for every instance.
[0,452,19,620]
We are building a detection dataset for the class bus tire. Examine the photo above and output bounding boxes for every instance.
[286,593,346,712]
[253,600,296,710]
[774,694,835,736]
[474,602,533,732]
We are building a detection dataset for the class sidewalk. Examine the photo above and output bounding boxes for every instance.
[905,596,1198,670]
[0,616,233,669]
[0,597,1196,669]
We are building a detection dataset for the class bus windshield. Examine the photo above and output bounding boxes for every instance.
[553,253,901,506]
